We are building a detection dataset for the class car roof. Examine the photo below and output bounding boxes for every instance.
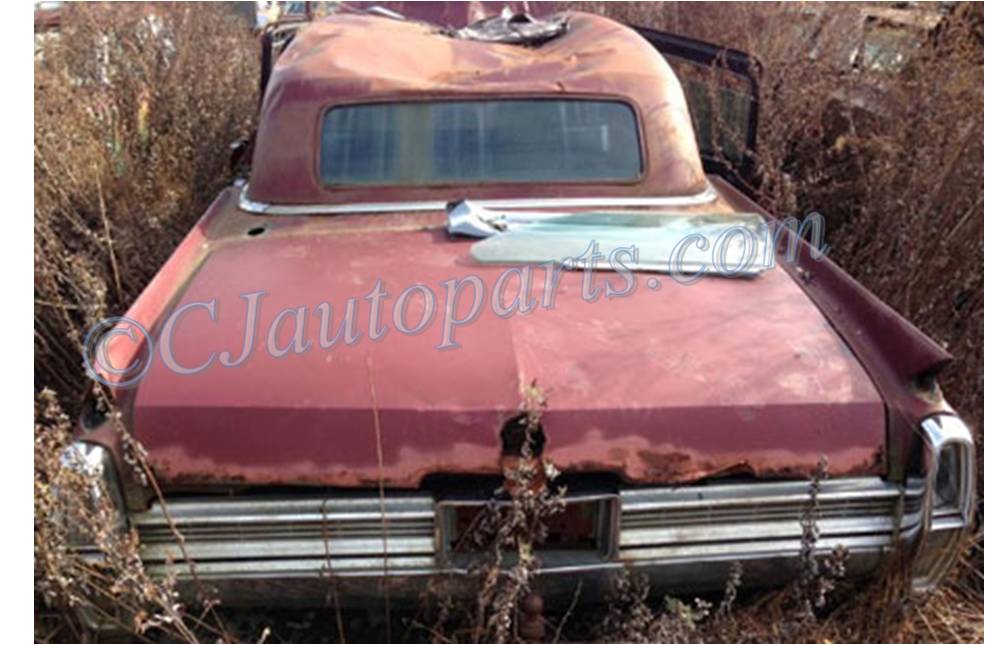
[246,11,707,208]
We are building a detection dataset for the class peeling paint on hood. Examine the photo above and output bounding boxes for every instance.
[123,197,886,489]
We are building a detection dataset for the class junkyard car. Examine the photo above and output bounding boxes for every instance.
[71,10,975,609]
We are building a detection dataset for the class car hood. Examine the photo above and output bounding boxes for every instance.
[124,220,885,488]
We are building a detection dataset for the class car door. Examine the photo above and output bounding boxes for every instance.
[632,26,760,193]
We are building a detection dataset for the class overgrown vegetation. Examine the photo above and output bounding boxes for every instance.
[35,2,983,642]
[34,1,258,406]
[35,389,215,641]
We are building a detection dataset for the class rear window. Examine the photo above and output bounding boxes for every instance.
[320,99,643,186]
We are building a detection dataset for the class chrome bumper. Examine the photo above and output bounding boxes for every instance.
[133,475,929,605]
[132,414,976,605]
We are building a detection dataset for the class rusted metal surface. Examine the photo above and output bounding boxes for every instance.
[712,177,953,481]
[247,12,707,206]
[100,185,887,490]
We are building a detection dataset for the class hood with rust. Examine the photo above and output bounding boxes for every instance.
[105,189,887,489]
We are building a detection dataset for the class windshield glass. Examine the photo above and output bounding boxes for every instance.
[320,99,643,186]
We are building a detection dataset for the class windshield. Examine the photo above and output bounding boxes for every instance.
[320,99,643,186]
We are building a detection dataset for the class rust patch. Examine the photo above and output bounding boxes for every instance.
[638,449,695,479]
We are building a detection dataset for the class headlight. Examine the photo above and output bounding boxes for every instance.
[911,415,975,592]
[58,442,127,542]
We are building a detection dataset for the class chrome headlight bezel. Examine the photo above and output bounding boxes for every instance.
[911,415,976,592]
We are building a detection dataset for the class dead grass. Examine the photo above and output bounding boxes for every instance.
[34,1,983,642]
[34,1,258,409]
[34,388,237,642]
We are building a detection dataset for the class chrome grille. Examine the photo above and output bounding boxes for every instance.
[134,493,435,578]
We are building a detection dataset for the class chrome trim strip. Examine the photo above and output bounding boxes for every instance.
[149,532,915,581]
[620,516,920,549]
[141,537,435,562]
[135,493,436,573]
[136,476,918,585]
[237,184,719,215]
[619,531,915,563]
[145,559,440,579]
[618,477,922,561]
[619,477,916,512]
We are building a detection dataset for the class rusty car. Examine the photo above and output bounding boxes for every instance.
[67,9,975,613]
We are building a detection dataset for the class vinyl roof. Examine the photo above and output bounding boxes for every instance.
[247,11,707,206]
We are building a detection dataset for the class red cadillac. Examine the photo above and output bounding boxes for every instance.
[68,10,974,610]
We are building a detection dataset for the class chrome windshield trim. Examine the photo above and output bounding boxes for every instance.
[237,184,719,216]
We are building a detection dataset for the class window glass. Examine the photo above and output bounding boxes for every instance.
[320,99,643,185]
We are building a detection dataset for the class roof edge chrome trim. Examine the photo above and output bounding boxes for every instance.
[237,184,719,216]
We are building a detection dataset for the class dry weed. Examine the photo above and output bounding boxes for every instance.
[34,2,258,411]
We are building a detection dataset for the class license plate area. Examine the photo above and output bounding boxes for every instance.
[437,493,618,566]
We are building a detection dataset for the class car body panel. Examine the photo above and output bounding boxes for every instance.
[712,178,952,480]
[111,186,885,489]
